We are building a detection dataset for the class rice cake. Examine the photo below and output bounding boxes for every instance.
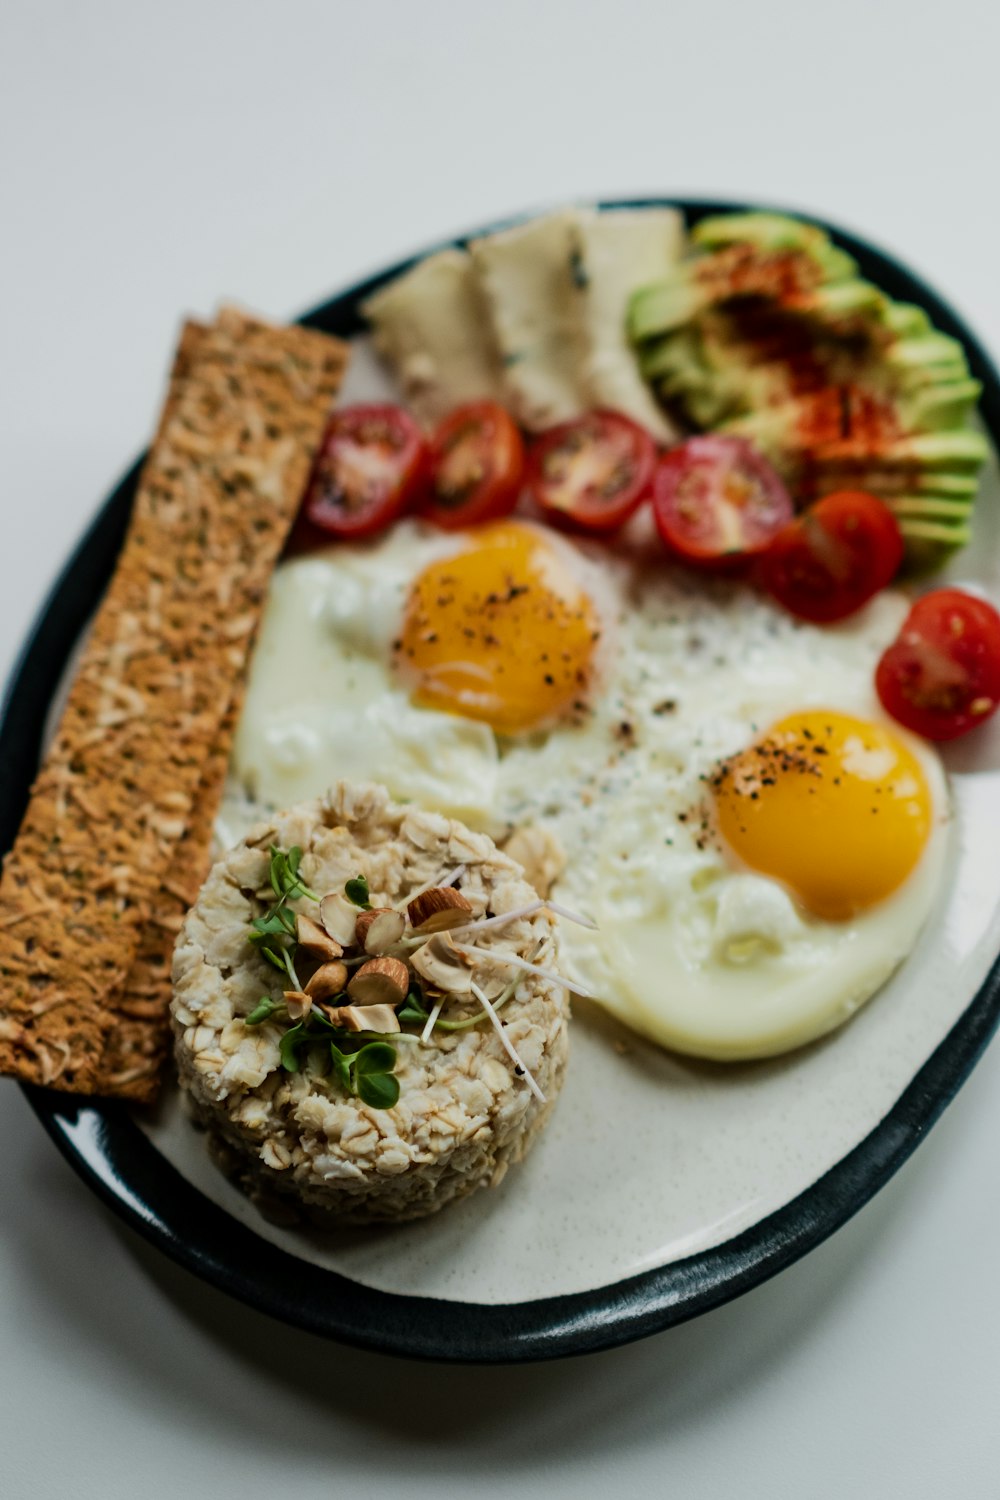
[0,309,348,1093]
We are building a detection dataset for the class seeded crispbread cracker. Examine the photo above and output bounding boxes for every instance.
[96,687,244,1102]
[96,320,222,1103]
[0,308,348,1093]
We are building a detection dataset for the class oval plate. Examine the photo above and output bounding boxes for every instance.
[7,199,1000,1363]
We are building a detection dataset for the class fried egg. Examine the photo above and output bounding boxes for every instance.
[554,702,947,1061]
[228,520,611,828]
[228,518,950,1062]
[395,520,605,733]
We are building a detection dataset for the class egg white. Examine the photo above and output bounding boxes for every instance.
[227,519,950,1062]
[229,530,501,827]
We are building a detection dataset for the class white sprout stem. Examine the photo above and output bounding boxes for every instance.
[420,997,444,1044]
[470,981,546,1104]
[545,900,598,930]
[446,899,597,941]
[457,944,597,1000]
[430,939,546,1034]
[399,863,468,911]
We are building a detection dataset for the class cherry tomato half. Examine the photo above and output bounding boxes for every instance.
[759,490,904,623]
[875,588,1000,741]
[303,404,426,539]
[652,435,793,568]
[420,401,524,530]
[526,410,656,533]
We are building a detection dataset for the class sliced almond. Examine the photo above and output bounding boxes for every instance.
[304,960,349,1001]
[406,886,474,935]
[296,913,343,962]
[502,824,566,898]
[282,989,313,1022]
[410,931,473,995]
[319,891,362,946]
[355,907,406,954]
[319,1003,401,1035]
[347,956,410,1007]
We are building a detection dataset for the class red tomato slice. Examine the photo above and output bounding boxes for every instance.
[875,588,1000,741]
[652,435,793,567]
[420,402,524,530]
[526,410,656,533]
[759,489,904,622]
[303,404,426,539]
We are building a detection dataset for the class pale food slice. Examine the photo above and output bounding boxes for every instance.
[363,249,505,426]
[470,210,589,431]
[574,206,685,441]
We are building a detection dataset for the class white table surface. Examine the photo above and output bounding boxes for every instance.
[2,3,999,1495]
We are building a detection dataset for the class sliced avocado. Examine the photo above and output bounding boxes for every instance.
[629,266,883,343]
[808,280,887,321]
[882,302,932,338]
[885,494,978,519]
[901,379,982,431]
[628,210,989,570]
[719,397,988,466]
[895,520,973,574]
[893,429,989,468]
[691,213,858,281]
[630,279,706,341]
[885,331,968,371]
[806,467,979,498]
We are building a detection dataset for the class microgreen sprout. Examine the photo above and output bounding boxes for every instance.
[397,980,429,1027]
[247,853,400,1109]
[245,996,284,1026]
[345,874,372,909]
[249,845,318,978]
[277,1016,398,1107]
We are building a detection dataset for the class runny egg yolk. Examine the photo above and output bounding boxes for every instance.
[711,710,933,921]
[396,522,601,734]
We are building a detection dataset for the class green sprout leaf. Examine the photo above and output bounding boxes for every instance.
[250,911,295,940]
[398,981,428,1027]
[267,843,318,904]
[279,1024,306,1073]
[357,1072,400,1110]
[261,945,289,972]
[329,1042,352,1092]
[345,875,371,909]
[354,1041,397,1076]
[245,997,281,1026]
[269,846,289,898]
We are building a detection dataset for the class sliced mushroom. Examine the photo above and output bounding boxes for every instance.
[355,907,406,954]
[347,956,410,1007]
[282,989,313,1022]
[407,886,474,935]
[410,932,473,995]
[304,960,349,1001]
[319,1003,401,1035]
[296,913,343,963]
[319,891,363,946]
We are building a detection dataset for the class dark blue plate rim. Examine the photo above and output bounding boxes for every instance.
[6,197,1000,1364]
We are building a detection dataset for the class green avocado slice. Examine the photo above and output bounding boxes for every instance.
[691,213,858,281]
[627,211,989,571]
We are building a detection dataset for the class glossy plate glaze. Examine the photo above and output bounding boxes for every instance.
[6,200,1000,1363]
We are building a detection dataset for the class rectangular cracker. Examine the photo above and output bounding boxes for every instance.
[0,308,348,1093]
[91,319,217,1103]
[95,686,244,1102]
